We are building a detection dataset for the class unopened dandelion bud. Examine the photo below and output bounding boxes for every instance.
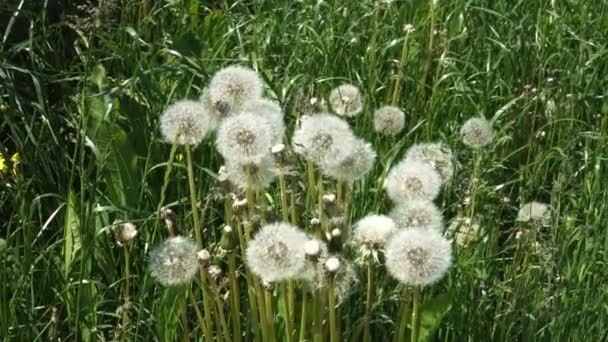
[515,228,528,241]
[331,228,341,239]
[219,225,235,251]
[305,240,322,261]
[323,193,336,204]
[112,222,138,245]
[403,24,415,34]
[197,249,211,267]
[310,218,321,229]
[207,265,223,281]
[232,195,248,215]
[329,228,343,252]
[324,257,341,274]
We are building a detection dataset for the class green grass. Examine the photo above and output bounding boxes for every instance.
[1,0,608,341]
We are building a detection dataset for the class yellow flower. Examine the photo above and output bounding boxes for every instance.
[176,153,184,162]
[0,153,6,174]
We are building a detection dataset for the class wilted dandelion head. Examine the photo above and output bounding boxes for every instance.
[242,98,285,144]
[160,100,213,145]
[405,143,454,182]
[246,222,310,282]
[112,222,138,244]
[148,236,199,286]
[329,84,363,117]
[310,257,358,304]
[208,65,263,115]
[385,160,442,202]
[291,114,355,164]
[352,214,397,260]
[385,229,452,286]
[373,106,405,136]
[217,112,273,163]
[390,200,443,232]
[516,201,550,225]
[322,138,376,182]
[460,117,494,148]
[224,155,278,191]
[446,216,480,248]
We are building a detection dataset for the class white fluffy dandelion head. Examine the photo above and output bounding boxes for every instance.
[390,200,443,232]
[291,114,355,164]
[322,138,376,182]
[405,143,454,182]
[446,216,480,247]
[242,98,285,144]
[246,222,310,282]
[148,236,199,286]
[352,214,397,260]
[385,229,452,286]
[208,65,263,115]
[460,117,494,148]
[217,112,274,163]
[373,106,405,136]
[329,84,363,117]
[516,201,551,225]
[385,160,442,202]
[160,100,213,145]
[224,155,278,191]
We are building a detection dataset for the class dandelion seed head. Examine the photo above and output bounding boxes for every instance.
[352,215,397,260]
[246,222,309,282]
[242,98,285,144]
[148,237,199,286]
[461,117,494,148]
[208,65,263,115]
[322,138,376,182]
[405,143,454,182]
[112,222,138,244]
[516,201,551,225]
[373,106,405,136]
[446,216,480,248]
[217,112,274,163]
[390,200,443,232]
[329,84,363,117]
[292,114,355,165]
[385,229,452,286]
[224,155,278,191]
[160,100,213,145]
[385,160,442,202]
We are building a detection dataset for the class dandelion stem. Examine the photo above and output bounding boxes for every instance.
[121,245,130,340]
[208,275,233,342]
[343,182,352,237]
[317,175,327,234]
[184,144,203,247]
[228,254,242,342]
[391,31,412,106]
[265,289,277,342]
[155,141,179,231]
[421,0,437,100]
[363,260,375,342]
[279,174,290,222]
[306,160,317,211]
[189,288,209,340]
[299,291,309,342]
[312,290,323,342]
[410,287,421,342]
[283,282,295,342]
[328,279,338,342]
[393,287,411,342]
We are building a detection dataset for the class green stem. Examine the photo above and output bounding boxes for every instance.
[121,245,130,341]
[279,174,290,222]
[421,0,437,99]
[343,183,352,238]
[306,160,317,211]
[363,261,375,342]
[312,290,323,342]
[283,282,294,342]
[391,32,411,106]
[265,290,277,342]
[411,288,421,342]
[393,287,411,342]
[328,279,338,342]
[228,254,242,342]
[317,175,326,234]
[208,276,233,342]
[189,288,208,339]
[298,290,308,342]
[185,144,203,247]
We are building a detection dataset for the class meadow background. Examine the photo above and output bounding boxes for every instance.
[1,0,607,341]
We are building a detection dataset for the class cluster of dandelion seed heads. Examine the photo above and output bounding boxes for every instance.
[322,138,376,182]
[224,155,278,191]
[148,236,199,287]
[242,98,285,144]
[516,201,551,225]
[405,143,454,182]
[246,222,310,282]
[292,114,355,165]
[385,229,452,286]
[461,117,494,148]
[373,106,405,136]
[385,160,442,202]
[329,84,363,117]
[390,200,443,232]
[208,65,263,115]
[352,215,397,260]
[446,216,480,247]
[217,112,274,163]
[160,100,213,146]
